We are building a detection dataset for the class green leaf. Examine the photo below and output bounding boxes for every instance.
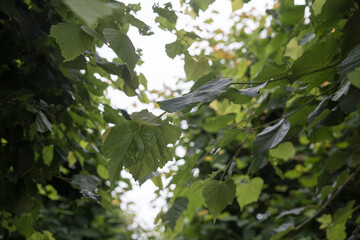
[0,0,17,17]
[179,181,205,220]
[312,0,326,16]
[161,197,189,230]
[269,142,295,161]
[101,122,181,183]
[235,177,263,211]
[184,55,210,81]
[130,109,162,126]
[202,180,236,220]
[29,231,55,240]
[316,214,332,229]
[103,28,140,70]
[71,174,101,201]
[231,0,243,12]
[42,145,54,166]
[204,114,236,133]
[138,171,160,185]
[80,26,106,42]
[252,119,291,157]
[190,0,215,14]
[153,3,178,24]
[126,14,153,36]
[291,38,339,76]
[97,165,109,180]
[314,0,354,34]
[235,81,268,98]
[324,151,349,171]
[165,41,186,59]
[348,68,360,89]
[62,0,112,26]
[308,126,333,143]
[50,23,93,61]
[326,200,355,240]
[15,213,35,238]
[284,38,303,60]
[35,111,52,133]
[338,45,360,79]
[158,78,232,112]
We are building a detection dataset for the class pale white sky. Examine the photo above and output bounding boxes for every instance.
[99,0,276,233]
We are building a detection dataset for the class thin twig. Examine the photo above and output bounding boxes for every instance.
[286,165,360,238]
[230,61,340,86]
[219,131,253,181]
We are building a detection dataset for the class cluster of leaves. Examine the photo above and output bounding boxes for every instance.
[148,0,360,239]
[1,0,360,239]
[0,0,157,239]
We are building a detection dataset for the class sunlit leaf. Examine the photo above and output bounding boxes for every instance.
[235,177,263,211]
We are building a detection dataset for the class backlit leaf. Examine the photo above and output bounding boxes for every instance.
[235,177,263,211]
[184,55,210,81]
[103,28,139,70]
[101,122,181,183]
[50,23,93,61]
[62,0,112,26]
[269,142,295,161]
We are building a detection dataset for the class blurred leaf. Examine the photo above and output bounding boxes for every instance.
[324,151,349,171]
[269,142,295,161]
[71,174,101,201]
[184,55,210,81]
[162,197,189,230]
[204,114,236,133]
[326,200,355,240]
[316,214,332,229]
[231,0,243,12]
[348,68,360,89]
[42,145,54,166]
[63,0,112,26]
[166,40,186,59]
[338,45,360,79]
[235,177,263,211]
[130,109,162,126]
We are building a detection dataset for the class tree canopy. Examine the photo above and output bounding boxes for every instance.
[1,0,360,239]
